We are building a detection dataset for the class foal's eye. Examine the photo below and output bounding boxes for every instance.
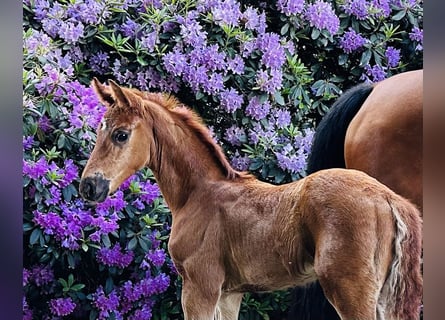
[112,130,129,144]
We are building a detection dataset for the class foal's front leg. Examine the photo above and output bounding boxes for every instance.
[181,279,221,320]
[215,292,244,320]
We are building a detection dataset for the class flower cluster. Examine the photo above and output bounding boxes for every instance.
[339,28,368,53]
[49,297,77,317]
[92,272,169,320]
[96,244,134,268]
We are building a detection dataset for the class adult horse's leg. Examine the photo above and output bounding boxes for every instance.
[289,282,339,320]
[216,292,244,320]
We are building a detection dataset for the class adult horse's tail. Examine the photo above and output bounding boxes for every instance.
[288,83,374,320]
[306,83,374,173]
[379,195,422,320]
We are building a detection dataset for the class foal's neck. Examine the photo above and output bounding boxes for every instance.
[145,105,229,212]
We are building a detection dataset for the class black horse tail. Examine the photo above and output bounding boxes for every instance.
[306,82,374,174]
[288,83,374,320]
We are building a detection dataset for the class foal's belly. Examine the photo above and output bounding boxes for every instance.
[222,260,317,293]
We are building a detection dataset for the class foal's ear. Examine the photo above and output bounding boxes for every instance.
[108,80,131,107]
[91,77,114,108]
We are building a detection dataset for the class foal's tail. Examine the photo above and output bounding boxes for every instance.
[306,83,374,174]
[381,196,422,320]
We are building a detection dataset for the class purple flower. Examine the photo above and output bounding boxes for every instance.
[183,65,209,92]
[246,97,271,120]
[96,190,127,214]
[120,17,140,38]
[219,88,243,112]
[230,151,251,171]
[372,0,391,18]
[44,186,62,206]
[248,123,277,147]
[132,198,145,210]
[90,51,110,74]
[305,1,340,35]
[38,115,52,133]
[23,297,32,320]
[59,21,84,44]
[130,306,153,320]
[274,109,292,128]
[211,0,242,27]
[362,64,387,82]
[256,33,286,69]
[256,69,283,94]
[139,273,170,296]
[343,0,369,20]
[23,268,31,286]
[30,265,54,287]
[139,181,160,204]
[33,210,65,237]
[23,136,34,150]
[23,156,48,180]
[241,39,256,58]
[242,7,266,33]
[96,244,134,268]
[179,15,207,47]
[409,26,423,51]
[277,0,305,16]
[224,126,245,146]
[121,281,142,303]
[141,31,158,52]
[49,297,76,316]
[60,159,78,187]
[385,46,401,67]
[227,55,245,74]
[93,287,120,319]
[145,249,166,267]
[339,28,368,53]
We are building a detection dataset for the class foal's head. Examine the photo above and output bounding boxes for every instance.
[79,78,161,203]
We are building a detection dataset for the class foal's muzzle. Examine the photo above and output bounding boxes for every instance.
[79,174,110,203]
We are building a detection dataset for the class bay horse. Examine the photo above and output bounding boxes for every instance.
[289,69,423,320]
[79,79,422,320]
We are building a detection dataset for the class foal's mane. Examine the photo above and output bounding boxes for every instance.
[136,90,245,180]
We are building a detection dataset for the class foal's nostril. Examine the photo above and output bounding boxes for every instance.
[85,181,95,199]
[80,178,96,201]
[79,175,110,203]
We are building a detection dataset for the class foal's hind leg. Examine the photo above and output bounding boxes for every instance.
[317,273,379,320]
[314,239,382,319]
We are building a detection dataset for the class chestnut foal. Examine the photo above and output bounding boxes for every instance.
[79,79,422,320]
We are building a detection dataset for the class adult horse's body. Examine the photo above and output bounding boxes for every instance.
[289,69,423,320]
[79,79,422,320]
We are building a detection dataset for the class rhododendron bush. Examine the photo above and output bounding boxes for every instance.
[23,0,422,318]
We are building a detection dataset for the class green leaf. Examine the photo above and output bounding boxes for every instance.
[29,228,41,245]
[58,278,68,288]
[392,10,406,21]
[311,28,320,40]
[57,134,66,149]
[280,23,289,35]
[338,54,348,66]
[71,283,86,291]
[359,49,372,67]
[273,91,285,106]
[127,237,138,251]
[68,274,74,287]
